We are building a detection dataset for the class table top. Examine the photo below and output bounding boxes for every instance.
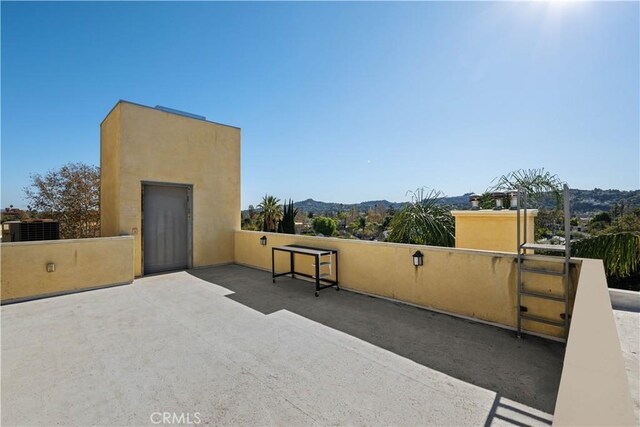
[273,244,337,256]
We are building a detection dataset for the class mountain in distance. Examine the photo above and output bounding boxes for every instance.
[246,189,639,217]
[567,188,640,215]
[291,198,405,214]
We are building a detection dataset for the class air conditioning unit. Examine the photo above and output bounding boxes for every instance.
[1,220,60,242]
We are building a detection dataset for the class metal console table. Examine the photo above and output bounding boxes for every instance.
[272,244,339,297]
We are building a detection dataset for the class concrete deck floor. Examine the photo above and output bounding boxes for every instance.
[610,289,640,424]
[2,264,563,426]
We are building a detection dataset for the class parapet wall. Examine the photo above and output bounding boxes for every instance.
[235,230,579,339]
[553,259,636,426]
[1,236,134,303]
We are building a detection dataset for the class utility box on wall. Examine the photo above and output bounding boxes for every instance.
[100,101,240,276]
[451,210,537,253]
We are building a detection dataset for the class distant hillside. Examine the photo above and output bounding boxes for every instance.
[291,199,406,215]
[562,189,640,215]
[245,189,639,216]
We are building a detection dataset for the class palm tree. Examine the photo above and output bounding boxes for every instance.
[490,168,563,206]
[386,188,454,247]
[257,195,283,232]
[572,232,640,278]
[490,168,566,239]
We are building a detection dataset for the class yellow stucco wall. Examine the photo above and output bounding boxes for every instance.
[100,103,121,237]
[235,230,579,339]
[452,210,537,253]
[100,101,241,276]
[1,236,134,302]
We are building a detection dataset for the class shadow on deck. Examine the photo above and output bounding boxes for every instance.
[189,264,564,415]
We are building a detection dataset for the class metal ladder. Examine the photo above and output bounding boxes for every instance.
[516,184,571,339]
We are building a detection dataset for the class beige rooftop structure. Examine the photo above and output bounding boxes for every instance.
[452,209,537,253]
[100,101,240,277]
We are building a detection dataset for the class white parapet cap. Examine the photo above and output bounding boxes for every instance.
[450,209,539,217]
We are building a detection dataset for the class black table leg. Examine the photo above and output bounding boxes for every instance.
[335,251,339,291]
[315,254,320,297]
[290,251,295,279]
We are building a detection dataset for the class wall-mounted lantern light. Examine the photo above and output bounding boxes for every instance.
[492,192,505,210]
[260,235,267,246]
[469,193,481,210]
[412,250,424,267]
[508,190,518,210]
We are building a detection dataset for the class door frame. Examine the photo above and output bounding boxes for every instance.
[141,181,193,275]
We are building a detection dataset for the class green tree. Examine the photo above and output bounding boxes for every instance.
[592,211,612,223]
[600,211,640,234]
[312,216,337,236]
[386,188,454,247]
[24,162,100,239]
[336,211,349,230]
[280,199,298,234]
[535,209,565,240]
[358,216,367,232]
[588,211,612,234]
[257,195,283,232]
[241,204,257,231]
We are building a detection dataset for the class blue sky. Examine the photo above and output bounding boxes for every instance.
[2,1,638,209]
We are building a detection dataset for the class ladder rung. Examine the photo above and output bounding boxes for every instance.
[312,274,331,279]
[521,243,566,252]
[519,254,574,262]
[312,262,331,266]
[520,267,565,276]
[521,313,566,327]
[521,289,566,302]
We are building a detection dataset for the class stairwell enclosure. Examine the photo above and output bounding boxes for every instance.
[452,209,537,253]
[100,101,241,276]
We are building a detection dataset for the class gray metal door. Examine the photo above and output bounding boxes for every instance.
[143,184,190,274]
